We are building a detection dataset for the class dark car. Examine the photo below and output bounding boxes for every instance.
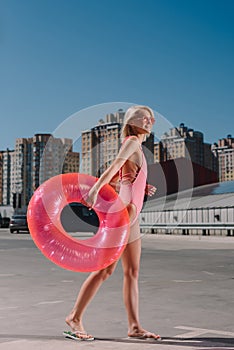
[9,215,29,233]
[1,217,10,228]
[60,202,99,233]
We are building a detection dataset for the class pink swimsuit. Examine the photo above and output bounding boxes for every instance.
[118,137,147,225]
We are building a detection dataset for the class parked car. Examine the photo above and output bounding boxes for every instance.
[1,217,10,228]
[60,202,99,233]
[9,215,29,233]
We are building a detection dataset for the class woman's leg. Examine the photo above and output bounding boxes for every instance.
[121,222,141,332]
[121,221,161,340]
[66,261,118,336]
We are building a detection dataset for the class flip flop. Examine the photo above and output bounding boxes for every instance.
[63,330,94,341]
[128,332,161,341]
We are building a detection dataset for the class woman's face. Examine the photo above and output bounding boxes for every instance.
[132,110,155,134]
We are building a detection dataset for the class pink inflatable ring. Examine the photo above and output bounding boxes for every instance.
[27,173,130,272]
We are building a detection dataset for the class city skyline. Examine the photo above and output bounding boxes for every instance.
[0,111,232,153]
[0,0,233,151]
[1,114,233,210]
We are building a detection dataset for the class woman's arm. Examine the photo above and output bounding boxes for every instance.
[86,136,139,207]
[109,171,120,192]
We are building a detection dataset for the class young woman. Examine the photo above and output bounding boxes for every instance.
[64,105,160,341]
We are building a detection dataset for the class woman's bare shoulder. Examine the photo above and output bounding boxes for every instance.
[124,135,139,142]
[117,136,139,160]
[121,136,140,148]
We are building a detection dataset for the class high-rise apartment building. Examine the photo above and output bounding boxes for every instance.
[82,121,122,177]
[32,134,74,190]
[212,135,234,182]
[63,150,80,174]
[154,123,217,172]
[82,109,154,176]
[0,149,14,206]
[0,152,2,204]
[82,129,92,175]
[153,141,165,163]
[11,138,30,208]
[204,142,218,173]
[82,109,125,176]
[0,134,79,210]
[106,109,125,124]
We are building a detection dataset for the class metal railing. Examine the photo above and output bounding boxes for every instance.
[140,206,234,236]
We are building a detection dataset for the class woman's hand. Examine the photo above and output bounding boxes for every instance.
[145,184,157,197]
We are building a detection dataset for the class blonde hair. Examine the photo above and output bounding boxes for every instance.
[120,105,155,141]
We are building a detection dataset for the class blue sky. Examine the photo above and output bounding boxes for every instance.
[0,0,233,151]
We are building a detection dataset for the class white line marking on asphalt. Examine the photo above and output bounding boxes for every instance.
[202,270,215,275]
[175,326,234,338]
[173,280,202,283]
[0,274,16,277]
[0,306,19,310]
[175,330,207,338]
[61,280,74,283]
[165,339,202,343]
[35,300,64,305]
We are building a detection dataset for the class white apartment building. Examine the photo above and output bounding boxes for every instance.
[212,135,234,182]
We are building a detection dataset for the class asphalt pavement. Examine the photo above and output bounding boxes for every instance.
[0,229,234,349]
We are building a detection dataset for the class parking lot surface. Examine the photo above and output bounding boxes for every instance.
[0,229,234,349]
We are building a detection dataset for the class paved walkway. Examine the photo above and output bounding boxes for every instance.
[1,231,234,349]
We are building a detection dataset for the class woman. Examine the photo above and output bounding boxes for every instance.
[64,105,160,341]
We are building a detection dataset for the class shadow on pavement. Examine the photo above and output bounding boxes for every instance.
[0,334,234,348]
[97,336,234,347]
